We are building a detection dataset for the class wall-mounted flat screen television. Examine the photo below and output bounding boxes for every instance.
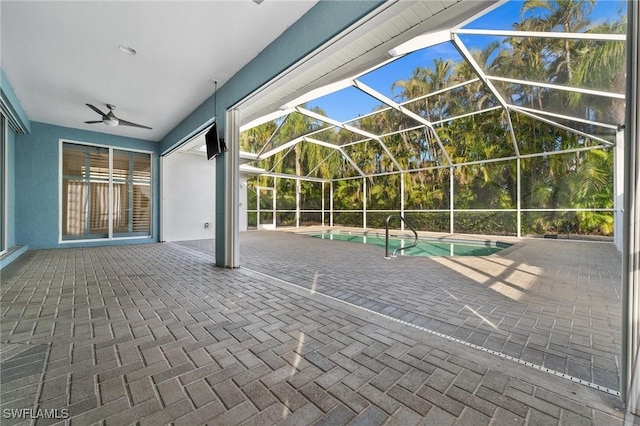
[205,123,227,160]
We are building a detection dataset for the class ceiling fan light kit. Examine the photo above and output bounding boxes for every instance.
[84,103,152,130]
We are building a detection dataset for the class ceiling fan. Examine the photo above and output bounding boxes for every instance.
[84,103,152,130]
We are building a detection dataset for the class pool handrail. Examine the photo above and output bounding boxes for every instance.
[384,215,419,259]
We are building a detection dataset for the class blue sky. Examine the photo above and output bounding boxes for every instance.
[306,0,626,123]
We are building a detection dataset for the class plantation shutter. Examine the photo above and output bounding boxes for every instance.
[132,152,151,234]
[113,149,151,237]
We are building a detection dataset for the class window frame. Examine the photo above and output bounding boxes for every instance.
[58,139,153,244]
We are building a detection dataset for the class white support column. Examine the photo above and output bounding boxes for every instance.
[400,172,405,231]
[215,109,240,268]
[296,177,300,228]
[623,0,640,414]
[363,178,367,229]
[330,181,334,227]
[273,179,277,228]
[614,128,625,252]
[450,166,455,234]
[256,186,261,228]
[223,108,240,268]
[321,182,325,226]
[517,157,522,238]
[239,176,248,232]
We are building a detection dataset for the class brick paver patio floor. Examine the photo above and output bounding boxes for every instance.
[0,229,628,425]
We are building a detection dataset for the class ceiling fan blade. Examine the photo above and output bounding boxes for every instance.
[84,120,103,124]
[86,103,107,117]
[117,119,152,130]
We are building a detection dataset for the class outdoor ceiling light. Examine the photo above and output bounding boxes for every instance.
[388,29,452,57]
[118,45,137,55]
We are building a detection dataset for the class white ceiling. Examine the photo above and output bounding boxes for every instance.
[0,0,318,142]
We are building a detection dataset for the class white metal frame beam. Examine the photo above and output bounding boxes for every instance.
[304,136,366,177]
[453,28,626,42]
[352,79,454,166]
[296,106,404,172]
[513,108,616,146]
[510,105,619,130]
[451,33,520,157]
[258,171,329,183]
[488,75,626,100]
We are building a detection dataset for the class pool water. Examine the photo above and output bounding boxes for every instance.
[309,233,508,257]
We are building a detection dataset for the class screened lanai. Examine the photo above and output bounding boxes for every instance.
[239,0,626,247]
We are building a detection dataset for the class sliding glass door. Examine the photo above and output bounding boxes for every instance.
[61,142,151,241]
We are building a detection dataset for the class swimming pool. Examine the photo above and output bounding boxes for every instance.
[308,232,510,257]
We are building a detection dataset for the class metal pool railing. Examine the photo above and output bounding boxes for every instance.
[384,215,419,259]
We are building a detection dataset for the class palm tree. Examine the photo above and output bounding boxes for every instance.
[392,58,453,122]
[570,16,626,124]
[521,0,596,81]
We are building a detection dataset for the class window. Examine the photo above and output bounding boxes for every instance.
[61,142,151,241]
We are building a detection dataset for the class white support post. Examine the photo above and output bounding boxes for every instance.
[517,157,522,238]
[330,181,334,227]
[401,172,405,231]
[296,177,300,228]
[223,108,240,268]
[450,166,455,234]
[363,178,367,229]
[273,179,277,228]
[622,0,640,413]
[614,128,625,252]
[256,186,261,228]
[321,182,325,226]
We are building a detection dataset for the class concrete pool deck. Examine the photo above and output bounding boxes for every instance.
[0,228,631,424]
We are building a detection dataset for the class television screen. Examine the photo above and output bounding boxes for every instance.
[205,123,226,160]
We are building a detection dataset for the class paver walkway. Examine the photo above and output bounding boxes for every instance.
[182,229,622,392]
[0,231,628,425]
